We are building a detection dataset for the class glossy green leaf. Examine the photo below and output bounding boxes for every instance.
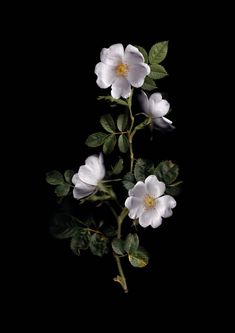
[85,132,108,147]
[118,134,129,153]
[122,172,136,190]
[124,233,139,254]
[71,229,91,250]
[112,158,124,175]
[149,64,168,80]
[46,170,64,185]
[117,113,128,131]
[103,134,117,154]
[54,184,70,197]
[100,114,116,133]
[128,249,149,268]
[149,41,168,64]
[154,160,179,184]
[142,76,157,91]
[50,214,81,239]
[134,159,154,182]
[112,238,125,255]
[89,233,109,257]
[64,170,74,183]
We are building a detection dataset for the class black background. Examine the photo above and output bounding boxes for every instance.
[9,8,219,329]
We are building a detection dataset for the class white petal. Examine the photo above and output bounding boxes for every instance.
[78,165,98,185]
[85,154,105,181]
[145,175,165,197]
[124,44,144,65]
[153,117,175,130]
[125,197,145,219]
[73,179,95,200]
[100,44,124,66]
[72,173,80,185]
[111,77,131,99]
[138,90,150,114]
[128,181,146,199]
[128,64,150,87]
[149,97,170,118]
[95,62,116,88]
[157,195,176,218]
[139,209,162,228]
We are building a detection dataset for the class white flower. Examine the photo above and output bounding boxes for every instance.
[125,175,176,228]
[139,91,174,130]
[72,154,105,200]
[95,43,150,99]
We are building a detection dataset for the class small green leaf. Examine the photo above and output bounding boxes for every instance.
[103,134,117,154]
[85,132,108,147]
[135,117,151,130]
[117,113,128,131]
[46,170,64,185]
[112,158,124,175]
[71,229,91,250]
[134,159,154,182]
[136,45,148,63]
[149,64,168,80]
[100,114,116,133]
[122,172,136,190]
[154,160,179,184]
[89,233,109,257]
[118,134,129,153]
[149,41,168,64]
[128,250,149,268]
[70,237,81,256]
[142,76,157,91]
[112,238,125,255]
[124,233,139,254]
[64,170,74,183]
[54,184,70,197]
[166,181,183,196]
[50,214,81,239]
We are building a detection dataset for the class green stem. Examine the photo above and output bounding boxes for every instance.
[114,254,128,293]
[117,207,128,238]
[127,90,135,173]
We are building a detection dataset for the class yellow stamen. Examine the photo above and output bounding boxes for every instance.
[116,63,128,76]
[144,195,156,209]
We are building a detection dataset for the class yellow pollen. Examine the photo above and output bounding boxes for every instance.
[116,63,128,76]
[144,195,156,209]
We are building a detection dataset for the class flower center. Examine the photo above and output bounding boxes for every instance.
[144,195,156,209]
[116,63,128,76]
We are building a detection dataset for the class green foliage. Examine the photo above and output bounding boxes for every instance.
[100,114,116,133]
[70,238,81,256]
[112,158,124,175]
[118,134,129,153]
[134,159,154,182]
[46,170,64,185]
[136,45,148,63]
[112,238,125,255]
[142,76,157,91]
[166,181,183,196]
[122,172,136,190]
[89,233,109,257]
[149,64,168,80]
[135,118,151,130]
[54,184,70,197]
[117,113,128,131]
[85,132,108,147]
[128,249,149,268]
[149,41,168,64]
[50,214,81,239]
[103,134,117,154]
[97,95,128,106]
[64,170,74,183]
[154,160,179,185]
[124,233,139,253]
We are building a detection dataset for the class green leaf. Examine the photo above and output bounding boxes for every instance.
[85,132,108,147]
[71,229,91,250]
[136,45,148,63]
[117,113,128,131]
[97,95,128,106]
[118,134,129,153]
[154,160,179,185]
[64,170,74,183]
[103,134,117,154]
[112,158,124,175]
[46,170,64,185]
[124,233,139,254]
[101,224,117,237]
[70,237,81,256]
[149,41,168,64]
[142,76,157,91]
[149,64,168,80]
[100,114,116,133]
[128,249,149,268]
[134,159,154,182]
[112,238,125,255]
[89,233,109,257]
[166,181,183,196]
[54,184,70,197]
[122,172,136,190]
[50,214,81,239]
[135,117,151,130]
